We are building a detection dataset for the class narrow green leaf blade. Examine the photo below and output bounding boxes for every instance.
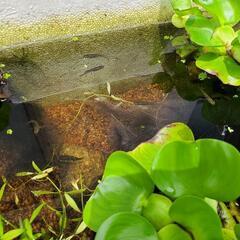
[64,193,81,213]
[30,203,45,223]
[2,229,24,240]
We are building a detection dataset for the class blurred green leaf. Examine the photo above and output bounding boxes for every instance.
[1,229,24,240]
[222,228,238,240]
[171,0,192,11]
[234,224,240,239]
[0,216,4,237]
[95,212,159,240]
[213,25,236,48]
[193,0,240,26]
[196,53,240,86]
[231,38,240,64]
[185,15,221,46]
[0,182,6,202]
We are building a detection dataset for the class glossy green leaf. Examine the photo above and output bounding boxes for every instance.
[169,196,223,240]
[231,38,240,64]
[103,151,154,190]
[83,176,153,231]
[129,123,194,172]
[151,139,240,201]
[213,26,236,48]
[196,53,240,86]
[142,194,172,231]
[0,103,11,131]
[129,143,160,173]
[185,15,221,46]
[151,140,201,198]
[158,224,192,240]
[193,0,240,26]
[149,122,194,145]
[172,14,188,28]
[171,0,192,11]
[95,212,159,240]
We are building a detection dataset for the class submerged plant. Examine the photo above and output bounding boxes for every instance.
[83,123,240,239]
[170,0,240,86]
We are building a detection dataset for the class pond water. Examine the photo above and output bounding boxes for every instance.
[0,22,239,239]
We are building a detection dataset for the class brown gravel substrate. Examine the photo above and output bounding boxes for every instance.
[0,82,164,239]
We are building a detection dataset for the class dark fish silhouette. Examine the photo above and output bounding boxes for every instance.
[80,65,105,77]
[83,54,108,59]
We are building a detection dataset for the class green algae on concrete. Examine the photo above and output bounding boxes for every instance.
[0,4,172,49]
[0,24,170,102]
[0,3,173,103]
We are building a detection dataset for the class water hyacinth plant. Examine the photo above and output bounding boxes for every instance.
[83,123,240,239]
[170,0,240,86]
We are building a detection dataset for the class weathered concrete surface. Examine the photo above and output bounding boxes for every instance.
[0,0,173,103]
[0,25,171,103]
[0,0,172,48]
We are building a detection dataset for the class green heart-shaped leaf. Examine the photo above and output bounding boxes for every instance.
[213,26,236,48]
[142,194,172,230]
[151,139,240,201]
[83,176,153,231]
[129,144,160,173]
[193,0,240,26]
[169,196,223,240]
[158,224,192,240]
[196,53,240,86]
[129,123,194,172]
[103,151,154,190]
[95,212,159,240]
[149,122,195,145]
[185,15,222,46]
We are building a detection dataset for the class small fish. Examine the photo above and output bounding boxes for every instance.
[80,65,104,77]
[83,54,108,59]
[28,120,43,134]
[59,155,83,163]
